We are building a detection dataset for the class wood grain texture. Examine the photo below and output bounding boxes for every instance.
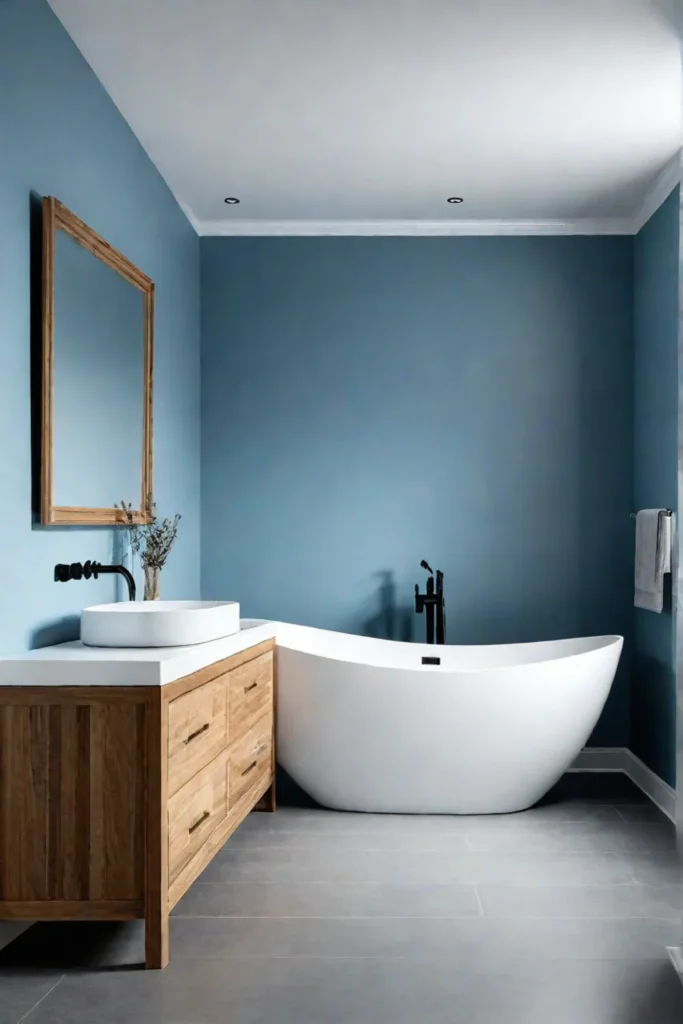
[40,195,55,525]
[168,678,227,797]
[54,705,89,900]
[167,769,273,911]
[0,636,276,969]
[229,651,273,742]
[48,506,145,526]
[161,638,275,704]
[0,700,146,903]
[228,711,273,810]
[257,645,278,813]
[40,196,154,526]
[91,703,146,900]
[269,641,278,812]
[168,751,229,883]
[143,282,154,514]
[0,688,153,706]
[0,901,142,920]
[145,689,169,970]
[0,706,51,900]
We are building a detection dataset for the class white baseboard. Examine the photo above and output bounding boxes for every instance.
[570,747,676,823]
[668,946,683,983]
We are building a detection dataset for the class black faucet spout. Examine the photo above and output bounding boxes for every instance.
[54,560,136,602]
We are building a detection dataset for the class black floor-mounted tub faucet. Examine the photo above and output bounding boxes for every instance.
[415,560,446,644]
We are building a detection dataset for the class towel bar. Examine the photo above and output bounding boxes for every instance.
[630,509,673,519]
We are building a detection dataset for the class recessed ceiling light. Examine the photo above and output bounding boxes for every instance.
[447,197,464,204]
[224,197,240,204]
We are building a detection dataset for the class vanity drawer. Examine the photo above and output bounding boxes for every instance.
[168,750,228,883]
[168,677,228,796]
[228,712,273,808]
[228,651,273,741]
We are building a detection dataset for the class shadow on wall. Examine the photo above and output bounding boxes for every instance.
[358,570,413,642]
[27,530,131,649]
[29,615,80,649]
[631,649,676,787]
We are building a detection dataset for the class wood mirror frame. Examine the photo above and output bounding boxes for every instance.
[41,197,154,526]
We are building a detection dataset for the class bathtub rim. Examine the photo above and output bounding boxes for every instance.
[243,620,623,675]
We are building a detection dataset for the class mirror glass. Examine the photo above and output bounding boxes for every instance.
[52,229,145,509]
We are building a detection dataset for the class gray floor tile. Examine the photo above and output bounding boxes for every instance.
[174,881,481,918]
[201,846,635,885]
[0,970,64,1024]
[615,804,672,824]
[486,959,682,1024]
[477,883,682,918]
[228,829,471,850]
[630,855,683,886]
[466,820,675,854]
[621,841,683,885]
[17,956,683,1024]
[239,802,624,832]
[239,809,470,832]
[167,914,679,960]
[4,783,681,1024]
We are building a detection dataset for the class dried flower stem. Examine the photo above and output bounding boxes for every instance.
[116,497,181,571]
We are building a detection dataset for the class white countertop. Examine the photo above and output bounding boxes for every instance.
[0,620,278,687]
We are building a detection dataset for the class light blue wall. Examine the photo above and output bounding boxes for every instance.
[632,186,680,786]
[52,229,144,508]
[0,0,201,653]
[201,236,634,745]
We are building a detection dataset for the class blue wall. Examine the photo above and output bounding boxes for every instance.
[52,229,145,508]
[0,0,201,654]
[632,186,680,786]
[201,236,634,745]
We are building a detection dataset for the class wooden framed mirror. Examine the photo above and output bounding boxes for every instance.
[41,197,154,525]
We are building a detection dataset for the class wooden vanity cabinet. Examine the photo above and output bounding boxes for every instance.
[0,638,276,969]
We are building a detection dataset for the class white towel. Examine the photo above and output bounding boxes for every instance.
[634,509,672,613]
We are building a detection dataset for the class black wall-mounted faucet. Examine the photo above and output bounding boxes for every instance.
[415,561,446,644]
[54,560,136,602]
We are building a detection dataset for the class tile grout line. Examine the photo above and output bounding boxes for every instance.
[16,974,65,1024]
[189,881,660,888]
[171,913,680,920]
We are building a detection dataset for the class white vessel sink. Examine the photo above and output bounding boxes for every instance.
[81,601,241,648]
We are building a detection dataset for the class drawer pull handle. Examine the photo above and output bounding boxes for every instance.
[185,723,210,744]
[188,810,210,834]
[241,759,258,777]
[244,681,258,693]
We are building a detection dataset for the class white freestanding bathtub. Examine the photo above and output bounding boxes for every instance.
[275,624,623,814]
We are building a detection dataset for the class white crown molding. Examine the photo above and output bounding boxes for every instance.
[176,197,203,235]
[631,150,681,234]
[179,154,682,237]
[194,216,634,237]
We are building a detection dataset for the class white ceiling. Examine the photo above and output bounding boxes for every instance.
[49,0,682,234]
